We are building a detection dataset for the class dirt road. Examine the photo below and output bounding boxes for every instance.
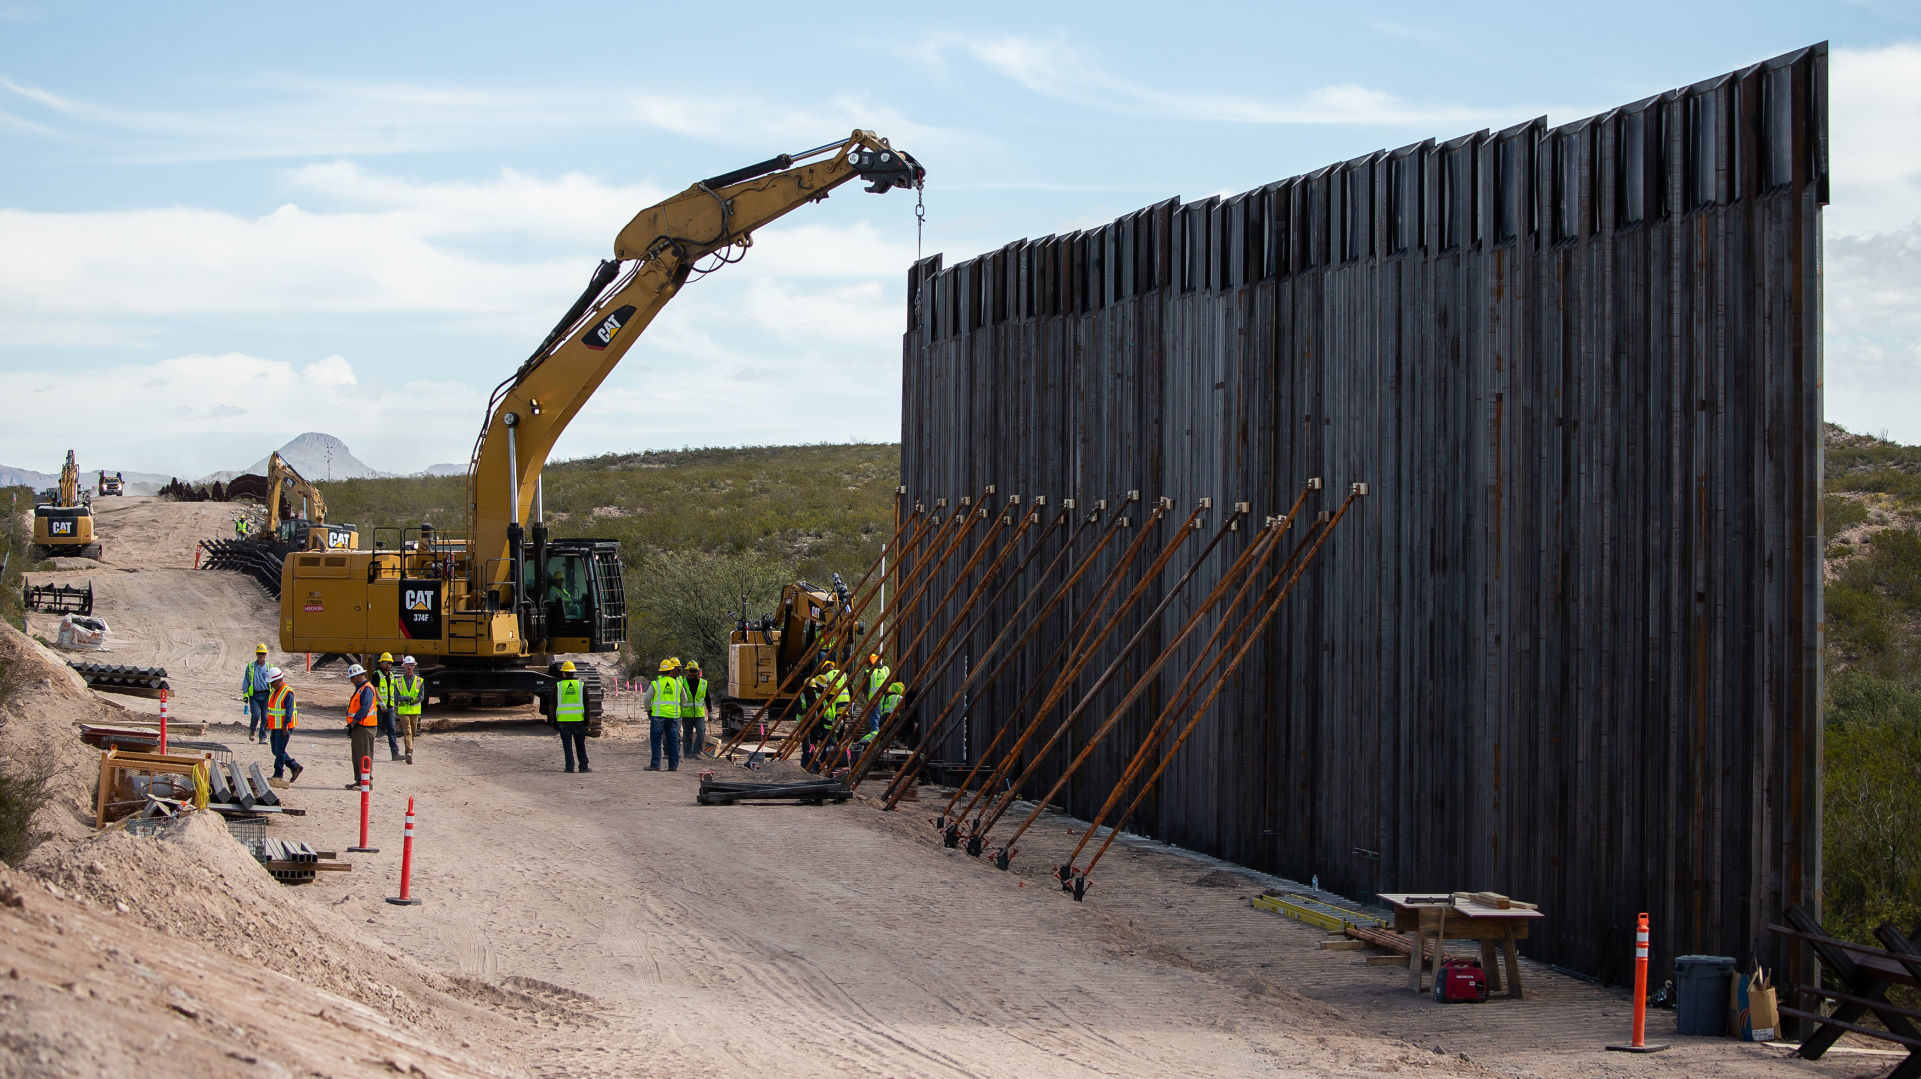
[4,496,1876,1078]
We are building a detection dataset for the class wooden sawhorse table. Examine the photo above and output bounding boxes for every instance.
[1380,893,1543,999]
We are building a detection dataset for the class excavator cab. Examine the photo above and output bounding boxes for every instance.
[519,539,626,654]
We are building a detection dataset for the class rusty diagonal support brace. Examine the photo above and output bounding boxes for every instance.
[954,500,1210,837]
[749,490,977,758]
[943,498,1182,832]
[876,501,1123,805]
[718,498,923,758]
[1074,483,1366,887]
[780,492,1007,761]
[985,503,1270,857]
[835,501,1068,779]
[825,500,1059,775]
[1059,479,1323,876]
[938,497,1175,828]
[779,491,1005,760]
[739,495,959,758]
[979,502,1255,854]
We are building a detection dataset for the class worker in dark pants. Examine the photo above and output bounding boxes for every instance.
[241,643,273,744]
[680,661,708,760]
[555,661,590,773]
[343,663,378,787]
[646,657,683,771]
[371,652,402,761]
[264,668,303,783]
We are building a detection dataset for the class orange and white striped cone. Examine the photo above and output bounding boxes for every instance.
[386,796,421,906]
[347,756,379,853]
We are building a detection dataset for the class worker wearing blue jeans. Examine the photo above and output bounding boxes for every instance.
[646,659,683,771]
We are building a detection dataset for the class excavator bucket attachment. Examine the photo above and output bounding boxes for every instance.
[24,580,93,616]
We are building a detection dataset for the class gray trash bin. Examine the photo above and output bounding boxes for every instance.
[1673,955,1735,1035]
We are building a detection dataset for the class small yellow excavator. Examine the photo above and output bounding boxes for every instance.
[265,452,357,551]
[33,450,102,559]
[719,577,859,734]
[279,131,923,728]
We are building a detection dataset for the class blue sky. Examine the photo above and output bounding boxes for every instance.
[3,1,1918,476]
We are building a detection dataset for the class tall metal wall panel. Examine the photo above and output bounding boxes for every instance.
[897,45,1827,982]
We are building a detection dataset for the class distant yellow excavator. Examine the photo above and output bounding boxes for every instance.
[278,131,923,726]
[264,452,357,551]
[33,449,102,559]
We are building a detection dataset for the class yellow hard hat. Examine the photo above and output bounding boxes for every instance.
[560,660,577,673]
[658,658,677,672]
[819,659,837,670]
[378,652,394,663]
[255,643,268,654]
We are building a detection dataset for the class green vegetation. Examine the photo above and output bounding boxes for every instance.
[1823,424,1921,949]
[2,484,35,632]
[0,756,52,867]
[318,444,900,676]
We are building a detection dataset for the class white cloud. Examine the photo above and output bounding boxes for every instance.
[917,32,1552,129]
[1826,221,1921,443]
[1828,43,1921,238]
[0,73,970,163]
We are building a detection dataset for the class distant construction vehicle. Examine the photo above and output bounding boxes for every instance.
[33,450,102,559]
[264,452,357,551]
[97,471,124,496]
[276,131,924,732]
[719,578,858,735]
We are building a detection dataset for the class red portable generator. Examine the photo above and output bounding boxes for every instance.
[1432,958,1490,1003]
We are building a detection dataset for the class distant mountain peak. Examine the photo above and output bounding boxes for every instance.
[234,432,387,483]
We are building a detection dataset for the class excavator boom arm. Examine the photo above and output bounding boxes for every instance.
[265,452,328,524]
[462,131,922,622]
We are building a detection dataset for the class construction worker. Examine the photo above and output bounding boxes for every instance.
[680,661,708,760]
[555,661,589,773]
[393,655,424,764]
[264,668,303,783]
[240,643,272,743]
[803,661,849,770]
[876,679,905,736]
[343,663,378,787]
[371,652,401,761]
[646,657,683,771]
[865,652,892,707]
[233,516,247,538]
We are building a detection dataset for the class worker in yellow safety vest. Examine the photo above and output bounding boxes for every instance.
[679,661,708,761]
[647,657,684,772]
[371,651,402,761]
[393,655,424,765]
[240,642,273,744]
[344,663,379,787]
[264,668,303,784]
[875,679,905,736]
[555,661,590,773]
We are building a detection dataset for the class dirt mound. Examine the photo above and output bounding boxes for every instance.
[32,813,506,1037]
[0,621,141,845]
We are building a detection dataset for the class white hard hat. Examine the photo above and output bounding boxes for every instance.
[266,667,284,682]
[346,663,367,677]
[402,655,417,666]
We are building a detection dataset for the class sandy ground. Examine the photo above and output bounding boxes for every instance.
[3,496,1899,1078]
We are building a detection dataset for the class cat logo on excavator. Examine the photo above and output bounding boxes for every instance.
[582,305,637,351]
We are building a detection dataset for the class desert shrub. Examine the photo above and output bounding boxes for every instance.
[0,757,53,866]
[1824,669,1921,943]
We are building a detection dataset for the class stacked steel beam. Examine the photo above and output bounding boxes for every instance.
[67,661,169,693]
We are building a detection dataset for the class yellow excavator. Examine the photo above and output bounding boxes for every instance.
[279,131,923,728]
[265,452,357,551]
[719,577,859,733]
[33,450,102,559]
